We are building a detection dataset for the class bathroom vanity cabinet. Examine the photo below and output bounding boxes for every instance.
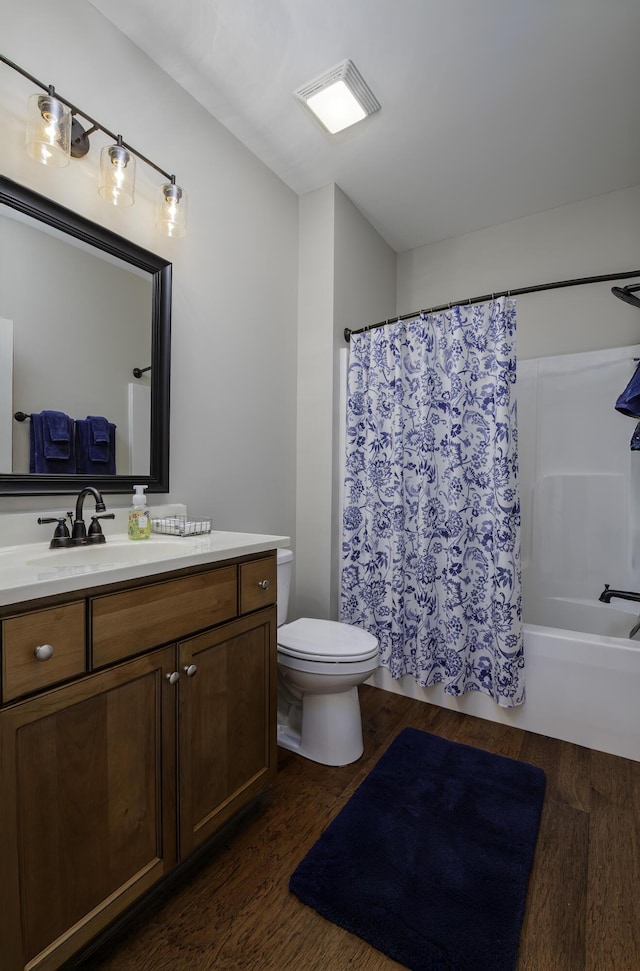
[0,550,278,971]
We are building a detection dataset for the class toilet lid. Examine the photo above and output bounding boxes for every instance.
[277,618,378,662]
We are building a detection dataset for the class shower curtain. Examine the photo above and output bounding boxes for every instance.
[340,298,524,707]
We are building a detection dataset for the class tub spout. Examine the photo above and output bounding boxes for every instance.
[599,583,640,604]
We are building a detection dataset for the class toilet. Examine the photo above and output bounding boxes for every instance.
[276,549,379,766]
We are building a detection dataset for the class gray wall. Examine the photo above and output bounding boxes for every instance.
[397,185,640,360]
[295,185,396,621]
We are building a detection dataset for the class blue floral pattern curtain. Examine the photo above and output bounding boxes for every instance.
[340,298,524,707]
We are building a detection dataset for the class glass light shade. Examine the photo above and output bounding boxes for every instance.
[98,140,136,207]
[25,92,71,167]
[156,181,188,238]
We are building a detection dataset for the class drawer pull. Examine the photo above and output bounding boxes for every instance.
[166,671,180,685]
[257,579,271,590]
[184,664,198,678]
[34,644,54,661]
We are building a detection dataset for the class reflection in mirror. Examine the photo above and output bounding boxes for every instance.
[0,176,171,496]
[1,211,152,475]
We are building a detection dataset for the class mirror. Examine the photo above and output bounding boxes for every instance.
[0,176,170,496]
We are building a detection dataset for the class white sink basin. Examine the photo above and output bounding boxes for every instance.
[26,540,187,569]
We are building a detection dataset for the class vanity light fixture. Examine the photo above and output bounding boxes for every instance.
[294,59,381,134]
[1,53,187,237]
[25,87,71,167]
[157,176,188,238]
[98,135,136,207]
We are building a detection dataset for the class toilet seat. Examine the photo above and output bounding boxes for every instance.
[277,618,378,663]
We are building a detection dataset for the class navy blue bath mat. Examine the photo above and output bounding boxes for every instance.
[290,727,546,971]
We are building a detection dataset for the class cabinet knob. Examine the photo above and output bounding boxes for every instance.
[258,579,270,590]
[166,671,180,685]
[184,664,198,678]
[34,643,54,661]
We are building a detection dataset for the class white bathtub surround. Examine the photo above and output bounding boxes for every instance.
[128,382,151,473]
[518,344,640,605]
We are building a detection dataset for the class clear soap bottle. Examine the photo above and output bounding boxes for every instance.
[128,484,151,540]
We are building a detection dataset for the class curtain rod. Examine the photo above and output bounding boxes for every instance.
[343,269,640,342]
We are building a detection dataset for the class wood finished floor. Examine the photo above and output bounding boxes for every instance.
[80,685,640,971]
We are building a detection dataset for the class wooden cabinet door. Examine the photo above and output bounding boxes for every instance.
[178,607,277,858]
[0,646,177,971]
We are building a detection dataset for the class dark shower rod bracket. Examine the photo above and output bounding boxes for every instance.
[132,366,151,379]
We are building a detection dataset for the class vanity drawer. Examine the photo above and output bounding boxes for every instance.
[91,566,238,668]
[239,555,277,615]
[2,602,86,702]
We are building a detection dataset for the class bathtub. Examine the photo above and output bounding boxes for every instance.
[369,596,640,762]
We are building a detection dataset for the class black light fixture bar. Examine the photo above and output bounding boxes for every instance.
[0,52,174,182]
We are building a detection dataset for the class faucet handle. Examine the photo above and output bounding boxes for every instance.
[38,516,72,549]
[87,512,116,544]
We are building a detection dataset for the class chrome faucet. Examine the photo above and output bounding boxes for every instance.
[71,486,113,545]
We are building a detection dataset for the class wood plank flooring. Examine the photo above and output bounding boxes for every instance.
[77,685,640,970]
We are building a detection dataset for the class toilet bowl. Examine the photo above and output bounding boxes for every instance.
[276,550,379,766]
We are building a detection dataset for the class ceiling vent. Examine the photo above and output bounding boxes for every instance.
[294,60,380,134]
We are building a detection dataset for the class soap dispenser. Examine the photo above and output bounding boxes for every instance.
[128,484,151,540]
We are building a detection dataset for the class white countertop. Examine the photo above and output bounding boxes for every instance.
[0,520,289,607]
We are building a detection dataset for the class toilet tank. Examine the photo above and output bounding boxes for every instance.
[276,548,294,626]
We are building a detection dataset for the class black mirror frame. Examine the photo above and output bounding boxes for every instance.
[0,176,170,496]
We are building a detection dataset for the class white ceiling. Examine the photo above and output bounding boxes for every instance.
[89,0,640,253]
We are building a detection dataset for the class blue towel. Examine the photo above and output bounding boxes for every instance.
[86,415,111,461]
[615,363,640,418]
[75,417,116,475]
[88,415,110,445]
[43,410,72,459]
[30,411,76,473]
[45,410,71,446]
